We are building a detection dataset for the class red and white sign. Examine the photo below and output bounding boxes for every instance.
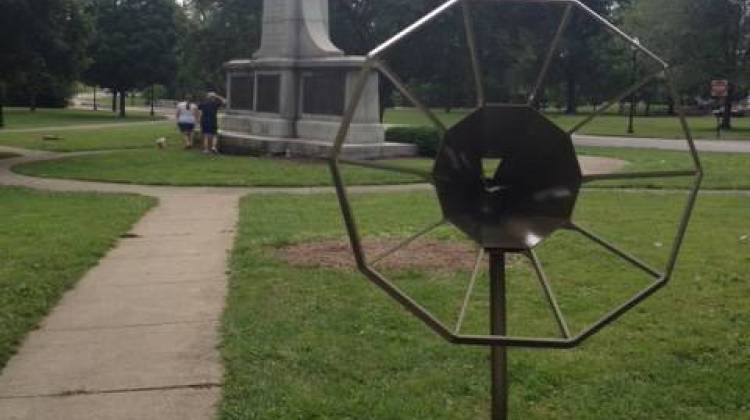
[711,80,729,97]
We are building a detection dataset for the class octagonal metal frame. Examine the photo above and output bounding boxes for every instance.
[329,0,703,349]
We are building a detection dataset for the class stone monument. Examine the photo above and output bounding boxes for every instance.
[220,0,415,159]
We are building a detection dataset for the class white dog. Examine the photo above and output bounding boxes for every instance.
[155,137,168,149]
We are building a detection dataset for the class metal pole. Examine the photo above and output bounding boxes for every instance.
[150,85,155,117]
[489,249,508,420]
[627,48,637,134]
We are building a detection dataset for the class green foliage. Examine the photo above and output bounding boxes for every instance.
[85,0,179,115]
[385,125,441,157]
[0,0,92,110]
[0,187,155,368]
[178,0,263,92]
[625,0,750,127]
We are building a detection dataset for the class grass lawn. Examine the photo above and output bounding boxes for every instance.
[0,121,177,152]
[1,107,160,129]
[384,108,750,140]
[13,145,750,190]
[12,147,424,187]
[221,191,750,419]
[0,187,156,369]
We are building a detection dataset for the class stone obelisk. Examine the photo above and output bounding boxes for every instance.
[220,0,415,158]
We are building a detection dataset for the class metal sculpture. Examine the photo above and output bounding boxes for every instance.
[329,0,703,418]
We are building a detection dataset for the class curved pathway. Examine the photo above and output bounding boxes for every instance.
[0,145,711,420]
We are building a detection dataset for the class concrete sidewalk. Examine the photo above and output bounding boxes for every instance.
[0,192,238,419]
[0,148,244,419]
[574,134,750,153]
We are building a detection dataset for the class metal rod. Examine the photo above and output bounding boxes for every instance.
[376,61,448,135]
[664,69,703,174]
[370,219,446,265]
[368,0,464,59]
[569,0,667,67]
[338,158,434,182]
[528,4,573,106]
[567,70,662,135]
[462,1,486,107]
[330,161,367,269]
[569,223,663,278]
[663,175,702,277]
[489,250,508,420]
[332,62,374,157]
[455,247,485,333]
[527,250,571,338]
[582,169,697,183]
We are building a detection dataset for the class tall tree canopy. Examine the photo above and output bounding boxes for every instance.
[181,0,263,91]
[626,0,750,128]
[85,0,179,116]
[0,0,90,123]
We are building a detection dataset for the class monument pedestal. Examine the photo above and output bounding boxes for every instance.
[219,0,415,159]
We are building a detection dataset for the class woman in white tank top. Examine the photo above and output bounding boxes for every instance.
[176,98,198,149]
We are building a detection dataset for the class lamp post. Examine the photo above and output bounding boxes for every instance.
[627,38,640,134]
[150,85,155,118]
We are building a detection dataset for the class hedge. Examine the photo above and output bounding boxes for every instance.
[385,125,442,157]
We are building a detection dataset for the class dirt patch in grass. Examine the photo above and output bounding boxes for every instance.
[0,152,19,160]
[579,155,628,174]
[278,238,493,271]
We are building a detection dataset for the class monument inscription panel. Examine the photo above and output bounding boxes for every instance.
[256,74,280,113]
[302,71,345,115]
[230,74,254,111]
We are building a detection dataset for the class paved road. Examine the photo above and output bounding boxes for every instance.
[573,134,750,153]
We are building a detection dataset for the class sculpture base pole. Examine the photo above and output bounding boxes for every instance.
[489,249,508,420]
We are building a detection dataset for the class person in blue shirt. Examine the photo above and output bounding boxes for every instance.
[198,92,226,154]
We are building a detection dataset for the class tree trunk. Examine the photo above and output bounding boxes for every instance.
[721,84,733,130]
[112,90,118,113]
[0,82,5,128]
[119,89,126,118]
[645,101,650,117]
[30,91,37,112]
[565,73,577,115]
[667,97,675,116]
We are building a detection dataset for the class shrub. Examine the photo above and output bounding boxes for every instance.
[385,126,441,157]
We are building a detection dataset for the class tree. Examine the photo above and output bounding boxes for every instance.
[85,0,179,117]
[626,0,750,129]
[0,0,90,123]
[180,0,263,92]
[0,0,27,126]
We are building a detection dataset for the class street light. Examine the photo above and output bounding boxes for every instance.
[627,37,640,134]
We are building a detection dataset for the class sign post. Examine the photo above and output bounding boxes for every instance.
[711,80,729,98]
